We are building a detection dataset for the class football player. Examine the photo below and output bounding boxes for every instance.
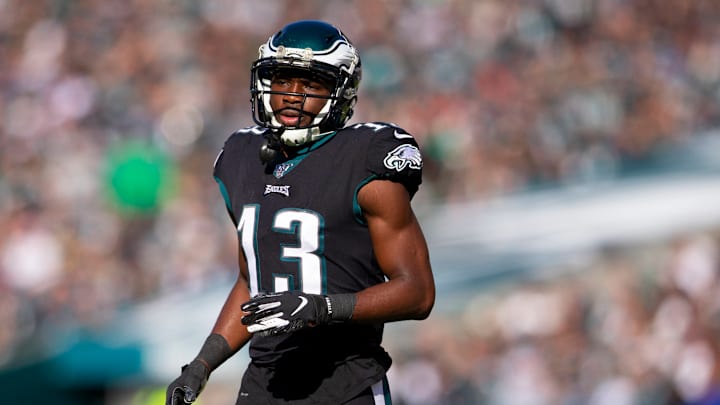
[166,20,435,405]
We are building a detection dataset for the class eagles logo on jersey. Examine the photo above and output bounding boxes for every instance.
[383,144,423,172]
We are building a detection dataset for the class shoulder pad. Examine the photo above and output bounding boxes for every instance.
[347,122,415,139]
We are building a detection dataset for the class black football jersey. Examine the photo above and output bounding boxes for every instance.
[213,122,422,398]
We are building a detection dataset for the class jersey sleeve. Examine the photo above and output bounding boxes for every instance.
[212,145,238,226]
[213,131,244,226]
[364,123,423,198]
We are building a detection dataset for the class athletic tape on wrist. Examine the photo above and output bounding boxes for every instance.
[195,333,232,373]
[327,293,356,322]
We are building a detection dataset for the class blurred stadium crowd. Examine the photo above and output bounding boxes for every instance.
[2,0,720,404]
[387,232,720,404]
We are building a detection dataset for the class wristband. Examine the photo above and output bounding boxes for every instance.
[326,293,356,322]
[195,333,232,373]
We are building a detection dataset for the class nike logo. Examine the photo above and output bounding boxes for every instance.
[393,129,413,140]
[290,296,308,316]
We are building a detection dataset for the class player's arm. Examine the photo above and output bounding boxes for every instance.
[166,244,253,405]
[211,249,254,348]
[353,178,435,322]
[206,145,253,354]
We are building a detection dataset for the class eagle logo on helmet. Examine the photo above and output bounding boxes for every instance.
[383,144,423,172]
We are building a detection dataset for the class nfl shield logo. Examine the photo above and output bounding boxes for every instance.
[273,162,294,178]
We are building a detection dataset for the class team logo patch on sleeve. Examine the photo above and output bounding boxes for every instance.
[383,144,423,172]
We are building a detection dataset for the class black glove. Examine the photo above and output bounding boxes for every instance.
[166,360,208,405]
[241,291,356,336]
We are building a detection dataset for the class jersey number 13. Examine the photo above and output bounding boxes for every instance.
[237,205,326,296]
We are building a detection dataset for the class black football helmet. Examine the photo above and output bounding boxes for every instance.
[250,20,362,147]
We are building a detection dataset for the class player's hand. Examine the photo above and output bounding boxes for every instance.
[241,291,330,336]
[166,360,209,405]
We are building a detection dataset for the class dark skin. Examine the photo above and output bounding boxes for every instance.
[209,74,436,360]
[269,71,332,128]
